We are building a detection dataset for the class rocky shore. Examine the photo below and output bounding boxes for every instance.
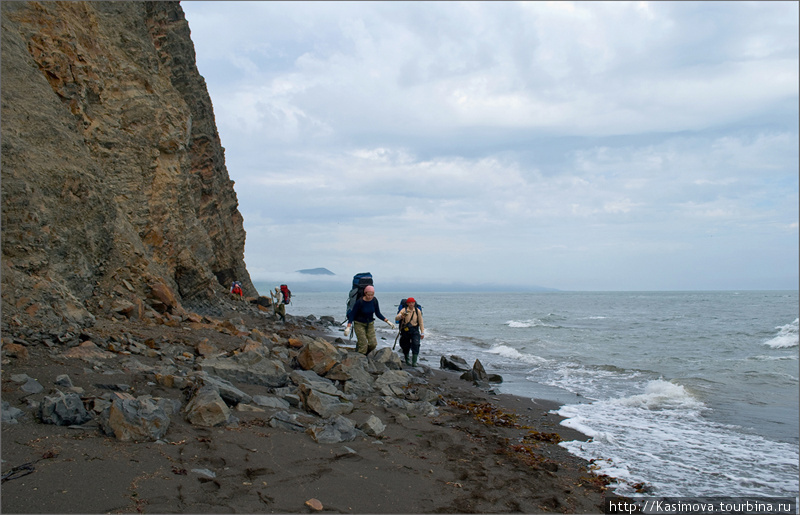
[2,297,611,514]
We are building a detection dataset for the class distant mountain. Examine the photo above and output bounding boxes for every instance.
[296,267,335,276]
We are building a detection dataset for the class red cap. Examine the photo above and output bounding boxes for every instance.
[407,297,416,304]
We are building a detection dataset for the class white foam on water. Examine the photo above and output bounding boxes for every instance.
[764,318,799,348]
[487,344,547,364]
[557,381,799,497]
[610,379,706,411]
[506,319,540,328]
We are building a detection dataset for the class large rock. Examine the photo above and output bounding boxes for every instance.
[200,352,289,388]
[298,383,354,418]
[103,397,170,442]
[39,391,92,426]
[195,373,253,406]
[371,347,403,370]
[440,355,471,372]
[460,359,489,383]
[297,339,340,375]
[184,385,231,427]
[307,415,362,444]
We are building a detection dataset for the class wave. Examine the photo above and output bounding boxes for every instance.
[505,319,559,328]
[486,344,547,364]
[764,318,799,348]
[609,379,705,411]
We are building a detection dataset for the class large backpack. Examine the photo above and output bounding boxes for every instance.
[280,284,291,304]
[345,273,373,321]
[397,298,423,329]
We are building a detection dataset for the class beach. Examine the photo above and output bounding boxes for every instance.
[1,301,610,514]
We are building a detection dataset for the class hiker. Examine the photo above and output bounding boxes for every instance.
[230,281,243,299]
[395,297,425,366]
[270,284,291,322]
[344,285,395,355]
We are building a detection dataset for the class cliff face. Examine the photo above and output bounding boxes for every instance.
[1,1,255,330]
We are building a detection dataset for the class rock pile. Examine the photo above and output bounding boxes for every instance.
[1,305,453,446]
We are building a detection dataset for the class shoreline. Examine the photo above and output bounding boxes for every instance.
[2,302,611,513]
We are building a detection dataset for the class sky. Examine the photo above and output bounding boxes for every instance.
[180,1,799,292]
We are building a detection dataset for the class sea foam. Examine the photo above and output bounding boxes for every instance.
[764,318,798,348]
[610,379,705,410]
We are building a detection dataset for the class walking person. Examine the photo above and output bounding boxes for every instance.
[345,285,394,355]
[395,297,424,366]
[270,284,291,323]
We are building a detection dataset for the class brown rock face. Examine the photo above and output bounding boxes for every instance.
[1,1,255,329]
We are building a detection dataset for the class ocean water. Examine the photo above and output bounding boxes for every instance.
[280,289,799,498]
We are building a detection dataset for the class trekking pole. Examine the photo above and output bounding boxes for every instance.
[393,330,400,350]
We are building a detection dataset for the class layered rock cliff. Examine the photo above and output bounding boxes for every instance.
[1,1,255,330]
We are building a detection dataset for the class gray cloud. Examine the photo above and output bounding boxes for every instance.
[182,1,798,291]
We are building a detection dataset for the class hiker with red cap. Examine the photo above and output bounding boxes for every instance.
[344,285,395,355]
[395,297,425,366]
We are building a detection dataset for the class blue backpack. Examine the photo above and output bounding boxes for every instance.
[345,273,373,321]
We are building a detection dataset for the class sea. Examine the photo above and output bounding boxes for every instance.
[271,289,799,498]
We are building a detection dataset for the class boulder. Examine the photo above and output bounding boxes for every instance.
[297,339,340,375]
[440,355,471,372]
[103,397,170,441]
[358,415,386,436]
[63,341,115,361]
[374,370,413,391]
[200,352,288,388]
[269,411,307,432]
[307,415,362,443]
[2,342,28,360]
[2,401,24,424]
[252,395,291,410]
[460,359,489,382]
[298,383,354,418]
[184,385,231,427]
[370,347,403,370]
[196,373,253,406]
[39,391,92,426]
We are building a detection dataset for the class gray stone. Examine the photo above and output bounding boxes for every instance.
[55,374,74,388]
[371,347,403,370]
[2,401,24,424]
[252,395,291,410]
[200,352,289,388]
[374,370,413,391]
[103,397,170,441]
[298,383,354,418]
[307,415,363,444]
[196,373,253,405]
[184,385,231,427]
[358,414,386,436]
[21,377,44,394]
[39,391,91,426]
[440,355,471,372]
[269,411,307,432]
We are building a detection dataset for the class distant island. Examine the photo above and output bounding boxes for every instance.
[296,267,336,276]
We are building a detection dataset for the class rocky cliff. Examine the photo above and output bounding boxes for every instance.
[2,1,256,330]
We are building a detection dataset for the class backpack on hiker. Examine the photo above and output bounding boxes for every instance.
[345,273,373,329]
[396,298,423,330]
[280,284,291,304]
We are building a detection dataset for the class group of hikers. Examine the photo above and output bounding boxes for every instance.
[234,274,426,366]
[230,281,292,323]
[344,273,425,367]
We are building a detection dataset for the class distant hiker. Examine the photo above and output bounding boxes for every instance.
[345,285,395,355]
[395,297,424,366]
[270,284,291,322]
[230,281,243,299]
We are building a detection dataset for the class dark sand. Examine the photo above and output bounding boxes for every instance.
[1,305,611,513]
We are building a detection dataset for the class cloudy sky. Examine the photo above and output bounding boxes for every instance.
[181,1,798,292]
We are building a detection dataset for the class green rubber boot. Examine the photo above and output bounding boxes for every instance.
[403,354,411,365]
[411,354,418,367]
